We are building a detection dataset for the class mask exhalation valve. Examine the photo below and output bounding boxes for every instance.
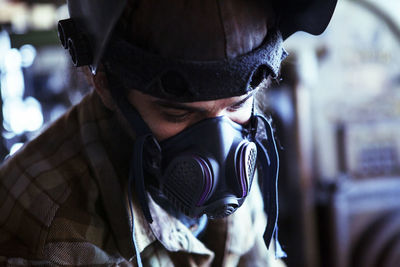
[207,202,239,219]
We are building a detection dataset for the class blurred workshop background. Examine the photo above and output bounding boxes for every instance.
[0,0,399,267]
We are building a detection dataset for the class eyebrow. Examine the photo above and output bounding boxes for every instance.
[153,100,208,113]
[153,91,255,112]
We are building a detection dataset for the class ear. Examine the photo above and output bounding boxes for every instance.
[86,65,117,110]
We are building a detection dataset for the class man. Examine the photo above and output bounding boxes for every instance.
[0,0,337,266]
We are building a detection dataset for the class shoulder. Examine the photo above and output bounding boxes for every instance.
[0,93,95,260]
[0,91,133,265]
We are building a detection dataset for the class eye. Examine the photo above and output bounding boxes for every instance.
[228,103,245,112]
[227,96,253,112]
[162,110,192,123]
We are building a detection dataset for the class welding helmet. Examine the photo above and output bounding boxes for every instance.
[58,0,337,101]
[58,0,337,71]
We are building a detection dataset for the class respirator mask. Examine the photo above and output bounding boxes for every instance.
[148,116,258,219]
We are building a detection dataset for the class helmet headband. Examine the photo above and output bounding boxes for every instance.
[103,30,287,102]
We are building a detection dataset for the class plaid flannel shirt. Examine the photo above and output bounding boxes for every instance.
[0,90,285,266]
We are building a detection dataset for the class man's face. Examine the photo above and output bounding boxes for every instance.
[128,90,255,141]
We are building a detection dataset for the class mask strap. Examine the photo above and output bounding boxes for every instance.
[255,113,287,258]
[127,138,144,267]
[107,73,153,137]
[105,71,156,266]
[106,71,154,222]
[130,135,154,223]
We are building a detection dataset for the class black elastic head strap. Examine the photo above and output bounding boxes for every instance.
[106,70,156,218]
[103,30,287,102]
[106,71,156,266]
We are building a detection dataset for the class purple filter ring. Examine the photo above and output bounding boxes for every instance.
[193,155,214,206]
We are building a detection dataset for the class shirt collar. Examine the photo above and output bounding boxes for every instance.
[126,191,214,257]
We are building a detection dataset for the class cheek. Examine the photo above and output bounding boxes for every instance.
[148,121,187,141]
[132,106,187,141]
